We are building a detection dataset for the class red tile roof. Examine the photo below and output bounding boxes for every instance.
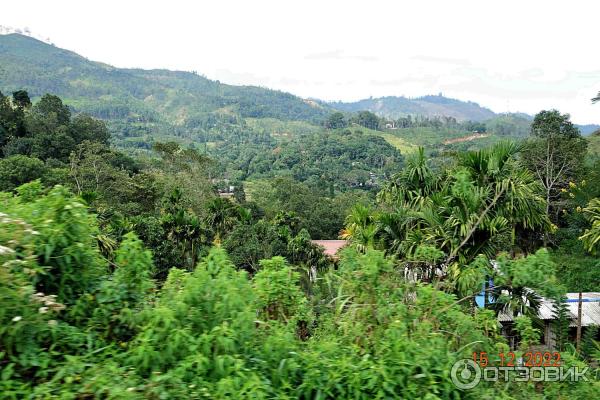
[311,240,348,257]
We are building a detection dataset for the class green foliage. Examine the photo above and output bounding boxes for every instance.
[127,247,257,382]
[331,94,496,121]
[485,114,532,137]
[353,110,380,130]
[0,37,598,397]
[0,208,55,378]
[248,177,373,239]
[0,184,596,397]
[0,91,110,163]
[372,142,549,268]
[552,243,600,292]
[530,109,581,139]
[552,295,571,351]
[581,325,599,361]
[253,256,312,327]
[71,232,154,342]
[223,220,287,272]
[522,110,587,229]
[514,315,541,350]
[2,182,106,304]
[0,34,330,139]
[215,128,403,191]
[0,155,46,191]
[324,112,347,129]
[580,198,600,252]
[491,250,562,319]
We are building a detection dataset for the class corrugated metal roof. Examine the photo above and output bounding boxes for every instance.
[498,293,600,327]
[567,302,600,327]
[537,301,561,320]
[565,292,600,301]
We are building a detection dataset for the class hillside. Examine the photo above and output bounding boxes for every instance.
[332,96,599,134]
[1,32,597,154]
[329,94,497,121]
[0,33,331,128]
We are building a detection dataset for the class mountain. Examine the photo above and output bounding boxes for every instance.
[1,33,597,143]
[329,94,497,121]
[577,124,600,136]
[0,33,330,128]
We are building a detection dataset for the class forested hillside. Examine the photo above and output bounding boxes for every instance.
[0,33,331,127]
[2,32,598,160]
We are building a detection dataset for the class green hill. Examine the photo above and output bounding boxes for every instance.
[329,94,497,121]
[0,33,331,129]
[2,32,597,160]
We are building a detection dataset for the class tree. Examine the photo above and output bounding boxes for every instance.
[0,155,46,191]
[522,110,587,229]
[0,92,113,163]
[372,143,549,268]
[12,90,31,109]
[204,197,244,241]
[223,220,287,272]
[580,198,600,252]
[0,91,27,152]
[69,114,110,145]
[2,181,106,303]
[552,295,571,351]
[68,141,133,209]
[32,94,71,125]
[324,112,347,129]
[354,110,380,130]
[340,204,376,253]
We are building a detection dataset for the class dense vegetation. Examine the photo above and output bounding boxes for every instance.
[1,86,599,398]
[1,33,600,398]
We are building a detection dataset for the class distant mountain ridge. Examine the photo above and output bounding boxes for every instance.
[0,33,597,136]
[329,94,497,122]
[330,96,599,134]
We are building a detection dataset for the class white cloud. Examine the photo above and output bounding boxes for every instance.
[2,0,599,123]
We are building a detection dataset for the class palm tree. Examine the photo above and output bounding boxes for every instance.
[340,204,376,253]
[490,286,542,322]
[205,197,242,242]
[580,198,600,252]
[376,142,549,265]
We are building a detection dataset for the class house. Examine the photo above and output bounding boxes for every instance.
[497,292,600,349]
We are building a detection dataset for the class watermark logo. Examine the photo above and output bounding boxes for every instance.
[451,359,481,389]
[450,358,589,390]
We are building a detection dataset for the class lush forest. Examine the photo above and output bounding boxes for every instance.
[1,84,600,399]
[1,28,600,400]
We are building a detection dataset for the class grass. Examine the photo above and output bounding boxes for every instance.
[375,132,419,154]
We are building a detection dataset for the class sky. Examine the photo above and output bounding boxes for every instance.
[2,0,600,124]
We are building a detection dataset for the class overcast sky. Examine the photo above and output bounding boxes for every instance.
[2,0,600,124]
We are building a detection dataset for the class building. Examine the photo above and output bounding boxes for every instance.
[311,240,348,261]
[497,292,600,349]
